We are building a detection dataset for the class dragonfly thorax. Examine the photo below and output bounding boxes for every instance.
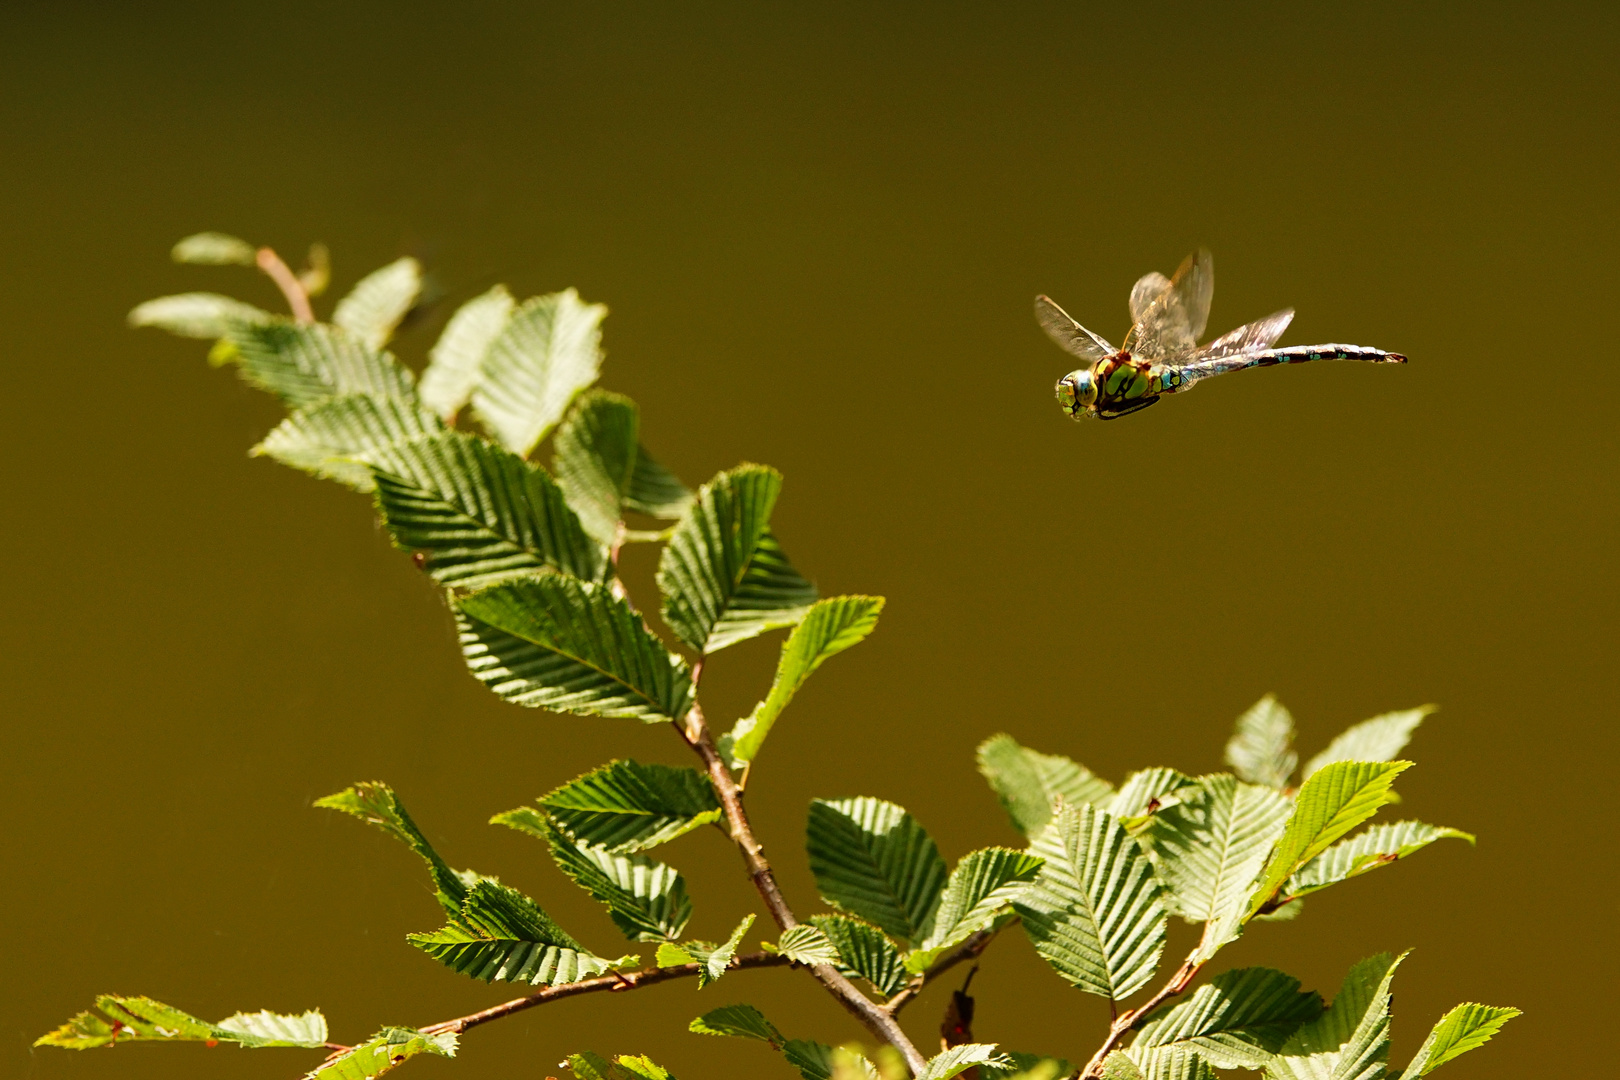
[1055,368,1098,419]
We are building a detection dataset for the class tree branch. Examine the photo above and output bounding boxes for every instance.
[1078,955,1206,1078]
[678,680,929,1075]
[254,246,315,324]
[418,952,792,1037]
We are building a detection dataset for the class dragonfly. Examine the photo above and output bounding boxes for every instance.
[1037,249,1406,420]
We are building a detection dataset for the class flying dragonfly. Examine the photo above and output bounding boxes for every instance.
[1037,249,1406,420]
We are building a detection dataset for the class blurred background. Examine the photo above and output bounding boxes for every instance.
[3,2,1614,1078]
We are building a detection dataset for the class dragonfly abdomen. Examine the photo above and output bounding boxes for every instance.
[1246,344,1406,367]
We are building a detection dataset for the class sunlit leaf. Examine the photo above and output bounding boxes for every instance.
[1131,967,1323,1070]
[306,1028,457,1080]
[1265,953,1405,1080]
[1397,1003,1519,1078]
[918,1044,1012,1080]
[1301,708,1434,782]
[1014,803,1167,1001]
[1286,820,1473,898]
[809,914,909,998]
[688,1003,784,1046]
[976,735,1115,839]
[657,464,817,654]
[723,596,884,766]
[806,797,948,945]
[333,257,422,350]
[907,847,1044,971]
[553,389,641,546]
[522,760,721,852]
[472,289,606,457]
[254,393,444,491]
[220,320,417,408]
[419,285,515,419]
[34,996,327,1050]
[172,231,257,265]
[129,293,275,339]
[1225,696,1297,790]
[655,914,754,987]
[774,924,841,965]
[409,879,621,985]
[458,574,693,722]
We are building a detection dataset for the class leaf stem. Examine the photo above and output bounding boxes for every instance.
[416,952,791,1036]
[255,246,315,324]
[882,926,1003,1017]
[678,671,930,1075]
[1078,955,1206,1078]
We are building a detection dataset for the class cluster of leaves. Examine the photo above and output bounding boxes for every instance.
[38,238,1517,1080]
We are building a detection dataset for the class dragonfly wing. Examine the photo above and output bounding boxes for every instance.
[1034,294,1116,363]
[1183,309,1294,363]
[1123,249,1213,360]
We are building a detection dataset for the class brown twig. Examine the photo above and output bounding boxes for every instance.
[882,927,1003,1017]
[678,677,929,1075]
[418,952,791,1037]
[1078,956,1206,1078]
[255,247,315,324]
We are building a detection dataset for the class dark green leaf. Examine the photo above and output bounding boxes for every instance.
[458,575,694,722]
[625,445,693,518]
[542,823,692,942]
[657,464,817,654]
[315,781,468,917]
[1132,967,1324,1070]
[531,760,722,852]
[220,320,417,408]
[806,797,948,945]
[809,914,909,998]
[553,390,641,546]
[1268,953,1405,1080]
[408,879,622,985]
[688,1004,783,1046]
[371,430,604,586]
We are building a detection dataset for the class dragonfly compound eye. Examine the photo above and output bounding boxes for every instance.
[1055,370,1097,418]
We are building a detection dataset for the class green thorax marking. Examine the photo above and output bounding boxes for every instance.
[1099,354,1155,404]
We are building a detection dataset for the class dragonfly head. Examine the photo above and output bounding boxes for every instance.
[1055,369,1098,419]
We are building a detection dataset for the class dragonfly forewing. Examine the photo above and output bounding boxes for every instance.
[1034,294,1116,362]
[1123,248,1212,360]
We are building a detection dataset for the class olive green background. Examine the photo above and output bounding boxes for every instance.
[3,3,1614,1078]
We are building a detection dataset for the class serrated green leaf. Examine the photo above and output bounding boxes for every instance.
[1397,1003,1519,1078]
[806,797,948,945]
[657,464,817,654]
[908,848,1044,971]
[1301,708,1434,782]
[419,285,515,418]
[472,289,605,456]
[334,257,422,351]
[254,393,445,491]
[976,735,1115,839]
[1119,1047,1219,1080]
[1139,775,1292,957]
[1266,953,1405,1080]
[307,1028,457,1080]
[655,914,753,987]
[1108,768,1194,821]
[1132,967,1324,1070]
[1013,803,1167,1001]
[784,1040,839,1080]
[315,781,469,917]
[371,429,604,586]
[688,1003,783,1046]
[217,320,417,408]
[1100,1052,1147,1080]
[981,1052,1073,1080]
[723,596,884,766]
[1246,762,1411,919]
[809,915,908,997]
[775,924,841,965]
[567,1052,678,1080]
[129,293,275,339]
[919,1044,1012,1080]
[541,822,691,942]
[457,574,693,722]
[1225,696,1297,790]
[530,760,722,852]
[33,996,328,1050]
[1287,820,1473,899]
[553,390,641,546]
[409,879,616,985]
[626,445,693,518]
[172,231,257,265]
